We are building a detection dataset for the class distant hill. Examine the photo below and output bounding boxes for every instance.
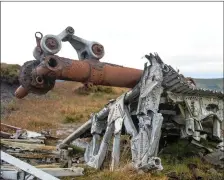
[194,78,223,92]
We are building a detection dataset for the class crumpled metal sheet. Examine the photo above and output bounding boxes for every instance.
[22,130,42,138]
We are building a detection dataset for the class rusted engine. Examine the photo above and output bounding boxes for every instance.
[15,27,224,172]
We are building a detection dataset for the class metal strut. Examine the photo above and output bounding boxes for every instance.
[1,151,60,180]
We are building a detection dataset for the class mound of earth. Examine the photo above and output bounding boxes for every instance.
[1,63,20,117]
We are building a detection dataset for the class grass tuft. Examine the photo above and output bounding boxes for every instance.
[1,63,20,84]
[63,114,84,124]
[74,85,115,96]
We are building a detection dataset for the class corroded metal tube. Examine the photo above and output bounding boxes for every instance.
[15,55,143,99]
[42,55,142,87]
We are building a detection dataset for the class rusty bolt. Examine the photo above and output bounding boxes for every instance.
[36,76,44,85]
[66,26,74,34]
[46,38,58,50]
[92,44,104,56]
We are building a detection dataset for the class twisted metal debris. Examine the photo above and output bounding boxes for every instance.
[12,26,224,173]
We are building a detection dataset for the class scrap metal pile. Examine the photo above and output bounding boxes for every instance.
[0,123,84,180]
[1,123,59,164]
[1,26,223,179]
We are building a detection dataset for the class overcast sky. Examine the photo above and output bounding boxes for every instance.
[1,2,223,78]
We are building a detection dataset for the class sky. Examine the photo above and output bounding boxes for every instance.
[1,2,223,78]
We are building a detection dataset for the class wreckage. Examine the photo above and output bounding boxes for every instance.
[12,26,224,172]
[0,123,85,180]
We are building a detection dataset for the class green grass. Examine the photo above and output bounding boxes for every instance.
[63,114,84,123]
[158,139,223,180]
[1,63,21,84]
[61,139,224,180]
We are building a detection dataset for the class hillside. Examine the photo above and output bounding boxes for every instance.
[1,81,128,134]
[1,63,223,180]
[194,78,223,92]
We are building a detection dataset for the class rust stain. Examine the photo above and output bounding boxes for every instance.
[61,60,90,82]
[102,65,142,88]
